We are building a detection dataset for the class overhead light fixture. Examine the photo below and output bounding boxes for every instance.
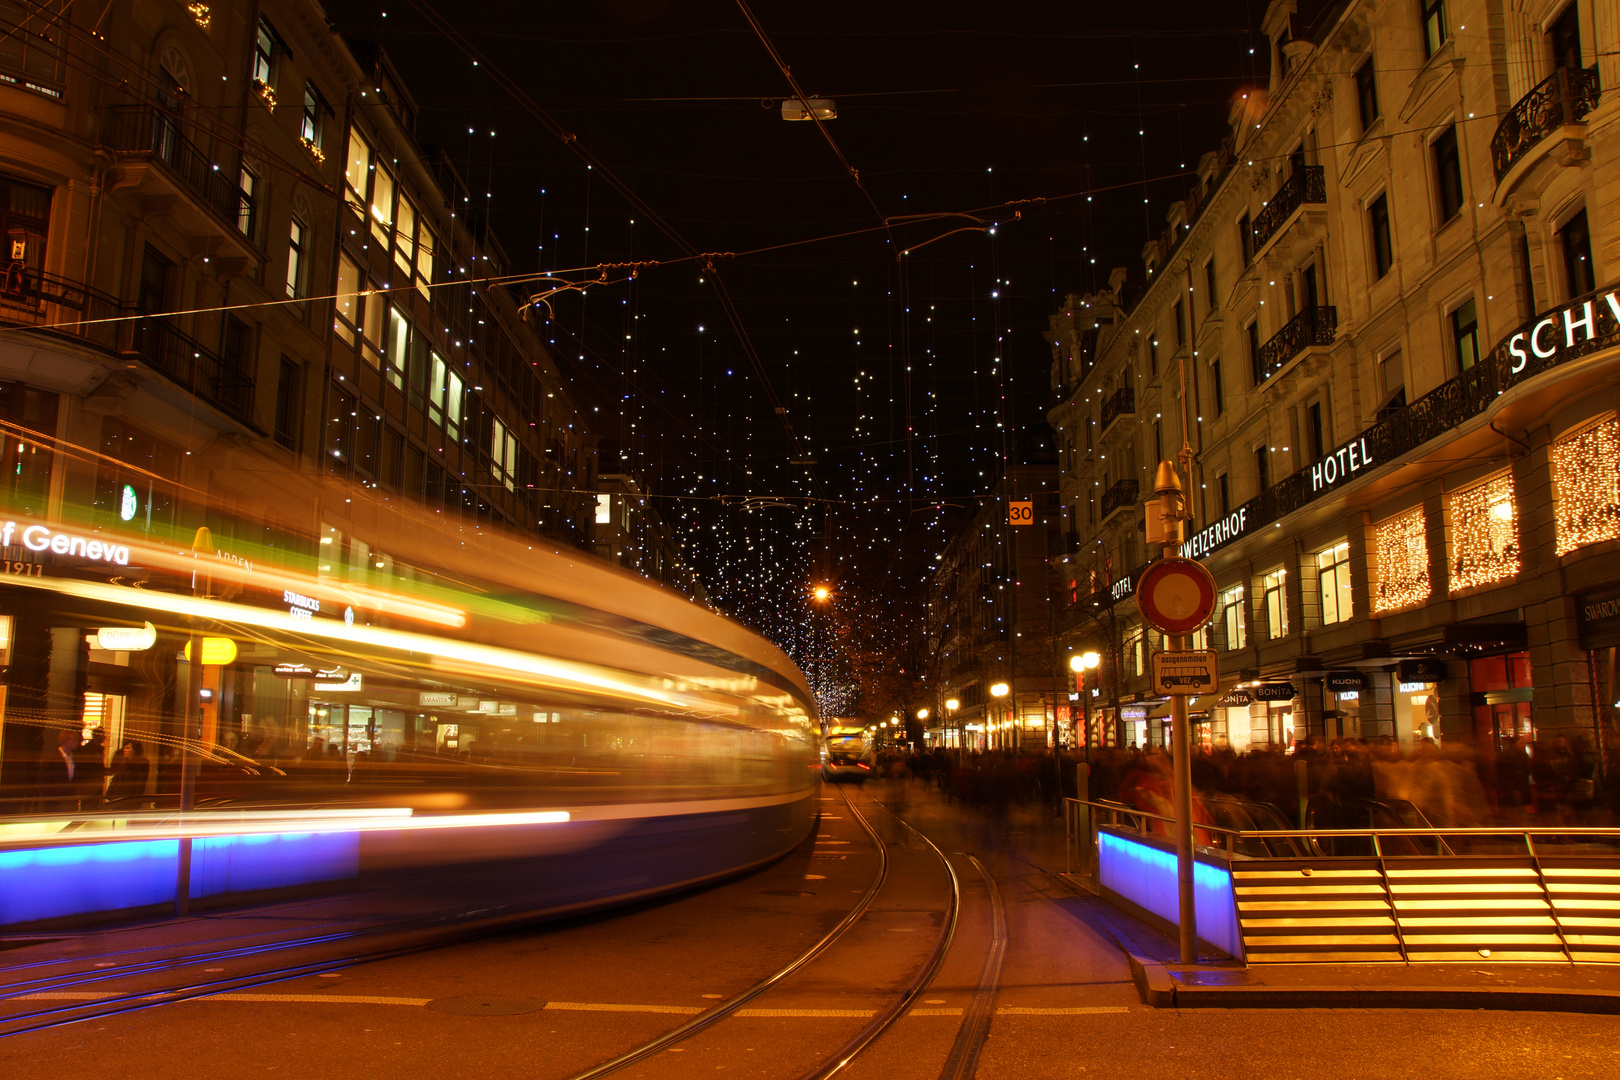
[782,97,837,121]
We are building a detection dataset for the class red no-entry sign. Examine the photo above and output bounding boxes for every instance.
[1135,557,1217,635]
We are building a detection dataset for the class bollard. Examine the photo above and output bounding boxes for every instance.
[1075,763,1091,878]
[1296,757,1309,829]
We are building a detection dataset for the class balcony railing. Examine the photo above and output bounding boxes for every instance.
[1100,386,1135,432]
[1250,166,1326,254]
[102,106,251,227]
[127,316,255,424]
[1491,65,1601,183]
[1257,304,1336,383]
[0,263,124,353]
[1100,477,1139,522]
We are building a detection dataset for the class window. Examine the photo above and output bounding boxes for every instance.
[381,428,404,490]
[491,418,520,492]
[252,17,279,89]
[1247,321,1262,385]
[1373,507,1431,613]
[1220,584,1246,651]
[1210,357,1224,415]
[1307,401,1325,462]
[1422,0,1447,59]
[426,351,463,436]
[274,357,300,450]
[236,165,257,237]
[361,279,384,368]
[1448,470,1519,591]
[370,166,395,245]
[1316,541,1352,625]
[334,255,361,343]
[0,1,68,95]
[1560,208,1594,298]
[327,388,355,474]
[221,316,252,377]
[1254,443,1270,494]
[1552,412,1620,555]
[1148,337,1159,375]
[1549,2,1582,70]
[386,305,410,391]
[1152,421,1162,464]
[1204,258,1217,314]
[1172,298,1185,348]
[1355,56,1379,131]
[1263,568,1288,638]
[344,127,372,206]
[395,195,417,275]
[1433,125,1463,223]
[1368,193,1392,278]
[300,82,327,154]
[1451,298,1479,372]
[416,224,437,298]
[285,217,306,299]
[1217,472,1230,518]
[1378,350,1406,420]
[1238,212,1253,265]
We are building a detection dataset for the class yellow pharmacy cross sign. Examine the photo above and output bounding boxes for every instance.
[1008,501,1034,526]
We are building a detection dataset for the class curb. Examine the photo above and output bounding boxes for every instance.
[1129,954,1620,1014]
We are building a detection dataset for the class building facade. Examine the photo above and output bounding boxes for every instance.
[1048,0,1620,766]
[924,463,1059,751]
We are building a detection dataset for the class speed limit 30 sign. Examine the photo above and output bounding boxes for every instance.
[1008,500,1033,525]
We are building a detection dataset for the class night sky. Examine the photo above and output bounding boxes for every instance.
[328,0,1274,713]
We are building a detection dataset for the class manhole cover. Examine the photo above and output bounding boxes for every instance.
[426,996,546,1016]
[1169,970,1256,986]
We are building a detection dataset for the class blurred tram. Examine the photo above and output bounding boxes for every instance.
[821,725,872,782]
[0,471,819,926]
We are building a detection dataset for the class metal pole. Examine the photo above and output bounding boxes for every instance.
[1170,635,1196,964]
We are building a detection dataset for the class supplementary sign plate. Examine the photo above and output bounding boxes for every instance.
[1151,650,1218,695]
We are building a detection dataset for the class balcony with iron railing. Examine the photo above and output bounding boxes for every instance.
[1491,66,1601,187]
[127,316,255,426]
[1249,166,1326,257]
[1099,386,1135,434]
[1256,304,1336,384]
[102,107,257,258]
[1099,477,1139,523]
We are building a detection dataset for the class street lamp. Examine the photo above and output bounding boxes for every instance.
[990,683,1009,752]
[811,585,832,602]
[1069,652,1101,753]
[945,698,960,755]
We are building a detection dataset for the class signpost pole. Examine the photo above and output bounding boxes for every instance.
[1152,461,1198,966]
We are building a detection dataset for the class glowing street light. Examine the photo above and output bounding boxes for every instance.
[945,698,959,711]
[916,708,929,721]
[811,585,832,602]
[1069,651,1100,672]
[990,682,1010,698]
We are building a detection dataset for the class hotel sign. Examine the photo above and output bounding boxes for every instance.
[1180,508,1249,560]
[1309,436,1375,494]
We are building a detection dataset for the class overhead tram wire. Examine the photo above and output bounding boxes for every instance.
[402,0,821,495]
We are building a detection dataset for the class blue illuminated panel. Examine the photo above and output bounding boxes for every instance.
[1097,830,1243,959]
[0,832,360,925]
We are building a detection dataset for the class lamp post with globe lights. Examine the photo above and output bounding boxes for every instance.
[989,682,1010,752]
[1069,651,1100,759]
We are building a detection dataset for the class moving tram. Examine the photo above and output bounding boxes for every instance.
[0,473,819,926]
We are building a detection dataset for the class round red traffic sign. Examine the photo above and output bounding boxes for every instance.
[1135,557,1217,635]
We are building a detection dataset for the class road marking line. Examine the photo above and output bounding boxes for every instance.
[544,1001,704,1015]
[814,840,851,845]
[908,1007,964,1016]
[734,1008,875,1017]
[11,991,117,1001]
[995,1006,1131,1015]
[208,993,434,1005]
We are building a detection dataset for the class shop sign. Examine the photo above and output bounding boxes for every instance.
[1505,292,1620,374]
[183,637,238,665]
[1216,689,1253,707]
[1251,682,1297,701]
[314,672,363,692]
[284,590,320,621]
[1179,508,1249,560]
[1,520,130,566]
[419,691,459,707]
[1324,670,1365,693]
[1576,585,1620,639]
[1120,706,1148,720]
[1309,436,1375,495]
[94,622,157,652]
[1397,657,1448,683]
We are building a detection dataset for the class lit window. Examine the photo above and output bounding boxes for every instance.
[1316,541,1352,625]
[253,17,277,87]
[386,305,409,390]
[595,493,612,525]
[370,166,395,245]
[285,218,305,299]
[416,225,437,298]
[1372,507,1430,613]
[1220,584,1246,650]
[1553,412,1620,555]
[395,195,416,275]
[236,165,257,236]
[334,255,360,343]
[345,127,372,204]
[1263,568,1288,638]
[301,82,326,153]
[1448,470,1519,591]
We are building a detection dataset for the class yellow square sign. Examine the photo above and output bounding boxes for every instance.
[1008,501,1033,525]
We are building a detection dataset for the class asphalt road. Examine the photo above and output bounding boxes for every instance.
[4,780,1619,1080]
